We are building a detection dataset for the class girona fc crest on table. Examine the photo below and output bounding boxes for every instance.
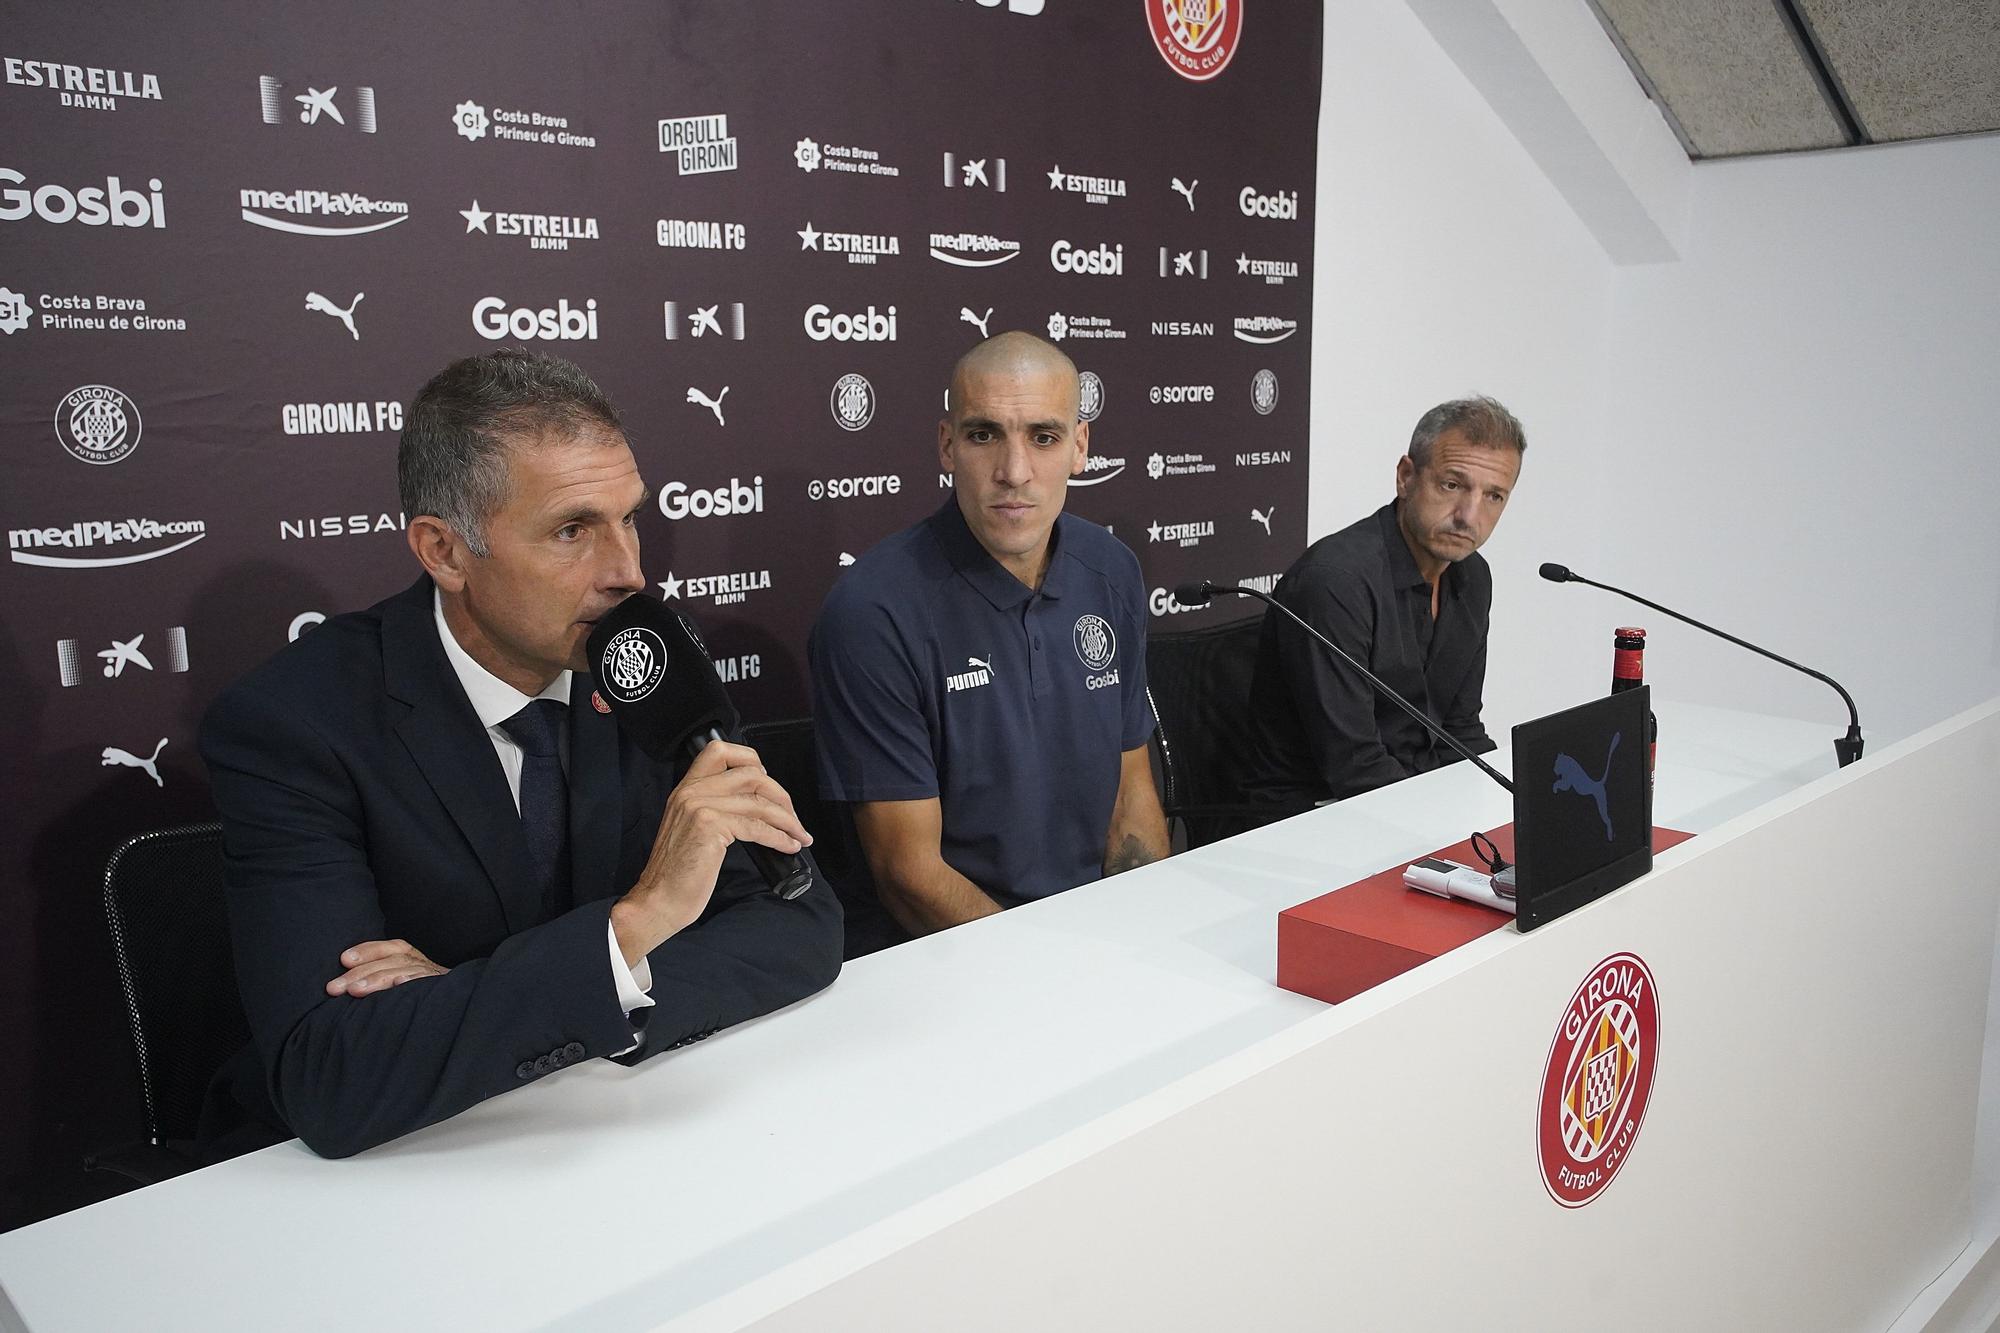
[1537,952,1660,1207]
[1147,0,1243,82]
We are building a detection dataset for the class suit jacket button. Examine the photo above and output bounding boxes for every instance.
[516,1060,535,1080]
[534,1054,553,1073]
[564,1041,585,1060]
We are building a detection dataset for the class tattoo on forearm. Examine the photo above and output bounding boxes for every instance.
[1105,834,1157,877]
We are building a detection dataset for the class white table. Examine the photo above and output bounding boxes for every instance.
[6,702,1981,1332]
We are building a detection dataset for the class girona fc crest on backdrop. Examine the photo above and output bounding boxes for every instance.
[1147,0,1242,82]
[1536,952,1659,1207]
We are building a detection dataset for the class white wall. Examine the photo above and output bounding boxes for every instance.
[1311,22,2000,1316]
[1312,0,1626,733]
[1603,135,2000,746]
[1313,1,2000,750]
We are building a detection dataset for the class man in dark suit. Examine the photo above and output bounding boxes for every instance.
[201,350,841,1159]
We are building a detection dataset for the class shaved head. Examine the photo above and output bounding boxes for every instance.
[948,331,1080,422]
[937,329,1091,589]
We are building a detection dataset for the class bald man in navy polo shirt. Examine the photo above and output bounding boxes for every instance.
[808,332,1171,955]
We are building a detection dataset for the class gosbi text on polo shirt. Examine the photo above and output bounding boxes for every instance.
[809,500,1153,907]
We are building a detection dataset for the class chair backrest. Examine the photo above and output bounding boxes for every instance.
[1145,614,1268,847]
[101,822,248,1146]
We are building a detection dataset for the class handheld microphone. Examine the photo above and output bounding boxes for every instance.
[1538,563,1863,767]
[586,593,814,899]
[1174,580,1515,794]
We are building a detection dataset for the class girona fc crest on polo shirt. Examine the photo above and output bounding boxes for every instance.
[1147,0,1243,82]
[1537,952,1660,1207]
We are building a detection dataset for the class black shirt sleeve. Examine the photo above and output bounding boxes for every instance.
[1276,566,1417,799]
[1438,633,1497,756]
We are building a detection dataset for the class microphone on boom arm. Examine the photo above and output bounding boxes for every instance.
[1538,563,1863,768]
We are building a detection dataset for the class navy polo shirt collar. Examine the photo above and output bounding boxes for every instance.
[927,498,1071,610]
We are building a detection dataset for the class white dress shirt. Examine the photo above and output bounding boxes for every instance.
[433,590,654,1020]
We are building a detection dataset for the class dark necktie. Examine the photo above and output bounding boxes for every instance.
[500,698,572,922]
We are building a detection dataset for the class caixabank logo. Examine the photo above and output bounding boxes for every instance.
[1537,952,1660,1208]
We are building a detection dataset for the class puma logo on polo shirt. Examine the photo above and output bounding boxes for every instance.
[946,655,994,693]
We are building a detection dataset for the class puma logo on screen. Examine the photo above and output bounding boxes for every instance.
[1552,732,1621,841]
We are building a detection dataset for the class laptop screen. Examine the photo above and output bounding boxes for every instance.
[1510,686,1653,931]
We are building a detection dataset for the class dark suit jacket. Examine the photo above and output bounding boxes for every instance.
[199,576,842,1158]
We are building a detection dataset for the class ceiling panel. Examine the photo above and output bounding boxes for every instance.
[1593,0,1849,157]
[1796,0,2000,143]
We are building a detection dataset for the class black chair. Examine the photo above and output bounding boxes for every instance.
[740,716,905,958]
[88,821,248,1186]
[1146,615,1277,848]
[740,717,859,899]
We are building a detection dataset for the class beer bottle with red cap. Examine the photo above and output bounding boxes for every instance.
[1611,627,1658,787]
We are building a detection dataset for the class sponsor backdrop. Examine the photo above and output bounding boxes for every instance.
[0,1,1320,1227]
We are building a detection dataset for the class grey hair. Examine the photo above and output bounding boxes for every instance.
[397,349,622,556]
[1407,396,1526,469]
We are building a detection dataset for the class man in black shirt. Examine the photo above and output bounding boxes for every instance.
[1238,397,1525,816]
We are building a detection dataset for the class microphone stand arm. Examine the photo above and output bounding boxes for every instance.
[1564,573,1863,767]
[1200,582,1515,794]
